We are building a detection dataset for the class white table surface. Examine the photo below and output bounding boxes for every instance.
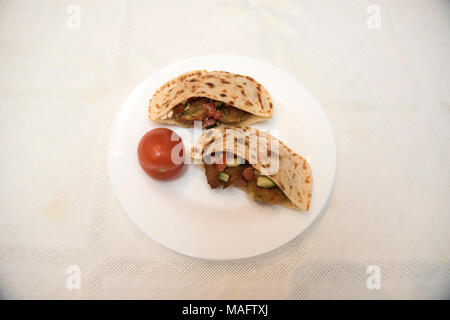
[0,0,448,299]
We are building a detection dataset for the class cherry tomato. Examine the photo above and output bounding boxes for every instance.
[137,128,184,180]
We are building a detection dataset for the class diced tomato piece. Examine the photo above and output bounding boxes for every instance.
[203,102,215,114]
[213,153,227,172]
[173,103,184,114]
[203,102,223,120]
[202,117,217,128]
[215,163,227,173]
[214,109,223,119]
[242,166,255,181]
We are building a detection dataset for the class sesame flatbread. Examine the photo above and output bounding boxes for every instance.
[148,70,273,128]
[191,127,313,211]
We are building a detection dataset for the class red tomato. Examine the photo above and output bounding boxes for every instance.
[214,153,227,173]
[137,128,184,180]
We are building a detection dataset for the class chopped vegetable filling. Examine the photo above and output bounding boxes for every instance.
[203,153,288,205]
[172,97,250,127]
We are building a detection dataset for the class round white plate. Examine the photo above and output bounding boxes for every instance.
[108,54,336,260]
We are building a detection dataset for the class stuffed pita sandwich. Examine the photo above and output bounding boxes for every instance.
[148,70,273,128]
[191,127,313,211]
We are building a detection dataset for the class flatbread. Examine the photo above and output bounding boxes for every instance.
[191,127,313,211]
[148,70,273,127]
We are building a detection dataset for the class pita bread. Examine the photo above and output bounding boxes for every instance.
[148,70,273,127]
[191,127,313,211]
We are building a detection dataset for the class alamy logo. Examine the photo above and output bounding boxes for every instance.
[66,265,81,290]
[66,5,81,30]
[366,265,381,290]
[366,5,381,30]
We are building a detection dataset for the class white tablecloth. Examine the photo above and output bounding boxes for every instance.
[0,0,448,299]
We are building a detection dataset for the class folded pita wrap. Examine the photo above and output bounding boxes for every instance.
[148,70,273,127]
[191,127,313,211]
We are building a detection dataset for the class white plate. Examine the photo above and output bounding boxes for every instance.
[108,54,336,260]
